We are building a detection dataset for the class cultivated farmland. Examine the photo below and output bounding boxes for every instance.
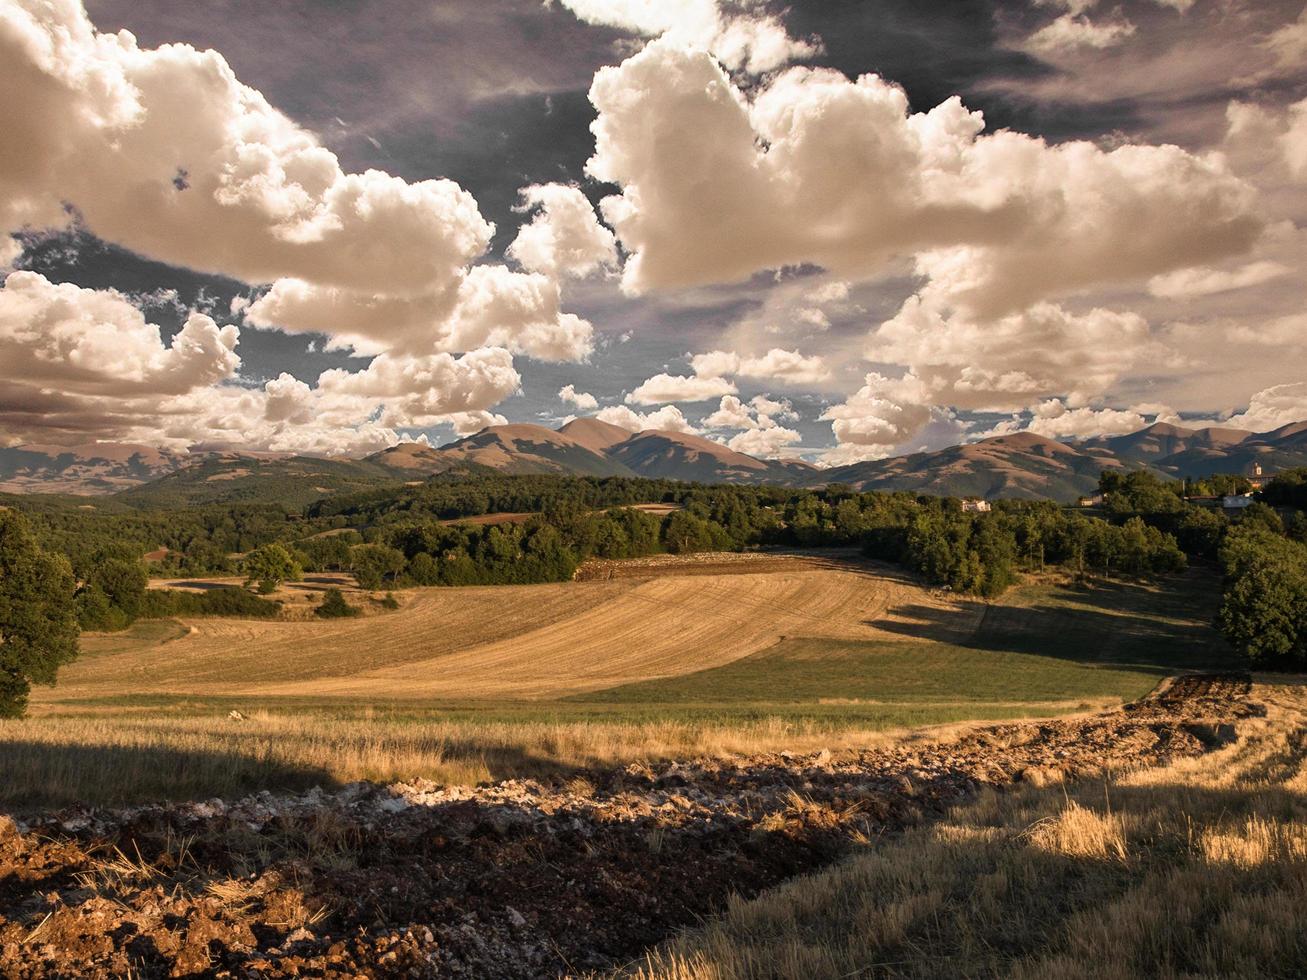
[6,553,1233,809]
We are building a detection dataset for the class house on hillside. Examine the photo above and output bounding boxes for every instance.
[1077,492,1104,508]
[1247,461,1271,491]
[961,498,992,513]
[1224,493,1256,510]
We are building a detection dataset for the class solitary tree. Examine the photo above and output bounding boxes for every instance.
[0,510,79,718]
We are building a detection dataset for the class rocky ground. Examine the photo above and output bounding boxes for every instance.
[0,674,1258,979]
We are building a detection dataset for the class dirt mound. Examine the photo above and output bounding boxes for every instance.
[0,676,1258,978]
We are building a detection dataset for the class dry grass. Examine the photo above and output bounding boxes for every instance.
[625,682,1307,980]
[54,556,972,702]
[1,708,985,810]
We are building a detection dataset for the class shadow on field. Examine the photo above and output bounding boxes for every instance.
[0,740,341,813]
[873,573,1233,674]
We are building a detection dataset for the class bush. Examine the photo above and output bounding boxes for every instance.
[315,587,360,618]
[139,587,281,619]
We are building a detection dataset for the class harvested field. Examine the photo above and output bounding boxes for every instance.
[0,675,1263,978]
[61,554,978,701]
[10,559,1233,809]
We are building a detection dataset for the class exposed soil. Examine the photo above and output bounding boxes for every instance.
[0,675,1259,979]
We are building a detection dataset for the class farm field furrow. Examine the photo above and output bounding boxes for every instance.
[53,556,973,702]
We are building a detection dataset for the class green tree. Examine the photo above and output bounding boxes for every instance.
[0,510,80,718]
[242,543,302,594]
[87,557,148,620]
[1218,528,1307,666]
[350,543,406,590]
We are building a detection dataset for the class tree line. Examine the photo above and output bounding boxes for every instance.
[6,466,1307,716]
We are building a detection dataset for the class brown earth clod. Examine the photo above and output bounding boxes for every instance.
[0,674,1257,979]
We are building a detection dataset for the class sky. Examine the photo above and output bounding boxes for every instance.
[1,0,1305,463]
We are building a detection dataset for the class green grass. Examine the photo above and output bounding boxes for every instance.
[574,573,1232,708]
[5,571,1236,809]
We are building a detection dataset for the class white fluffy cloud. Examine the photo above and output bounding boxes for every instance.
[559,383,599,411]
[552,0,819,74]
[1026,13,1136,53]
[0,270,519,453]
[595,403,699,433]
[0,0,492,300]
[687,347,828,385]
[506,183,618,279]
[819,373,936,456]
[1224,383,1307,432]
[725,425,800,457]
[243,264,593,362]
[626,372,737,404]
[869,299,1156,413]
[980,399,1179,441]
[702,394,801,458]
[0,271,239,396]
[587,42,1259,311]
[0,271,242,443]
[0,2,594,454]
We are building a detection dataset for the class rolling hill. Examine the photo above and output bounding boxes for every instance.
[819,432,1123,501]
[0,442,188,494]
[112,454,402,509]
[366,423,813,485]
[6,416,1307,503]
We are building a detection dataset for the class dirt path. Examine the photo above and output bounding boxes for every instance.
[0,675,1259,978]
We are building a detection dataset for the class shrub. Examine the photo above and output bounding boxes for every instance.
[315,587,360,618]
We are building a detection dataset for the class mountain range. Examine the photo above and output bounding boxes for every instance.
[3,418,1306,505]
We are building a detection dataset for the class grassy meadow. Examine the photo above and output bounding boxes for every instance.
[2,562,1234,811]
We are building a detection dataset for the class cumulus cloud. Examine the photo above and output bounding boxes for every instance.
[0,0,493,300]
[725,425,800,457]
[586,42,1260,313]
[687,347,828,385]
[243,262,594,362]
[0,271,241,442]
[626,372,737,404]
[1224,383,1307,432]
[702,394,801,458]
[979,399,1179,441]
[0,270,519,453]
[0,1,591,455]
[595,403,699,433]
[1026,13,1137,53]
[559,383,599,411]
[551,0,819,74]
[506,183,618,279]
[869,299,1156,413]
[819,373,936,456]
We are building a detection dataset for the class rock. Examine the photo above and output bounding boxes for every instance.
[506,906,527,929]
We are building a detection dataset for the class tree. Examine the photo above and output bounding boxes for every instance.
[350,543,406,590]
[1218,528,1307,666]
[0,510,80,718]
[87,557,148,620]
[242,543,301,594]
